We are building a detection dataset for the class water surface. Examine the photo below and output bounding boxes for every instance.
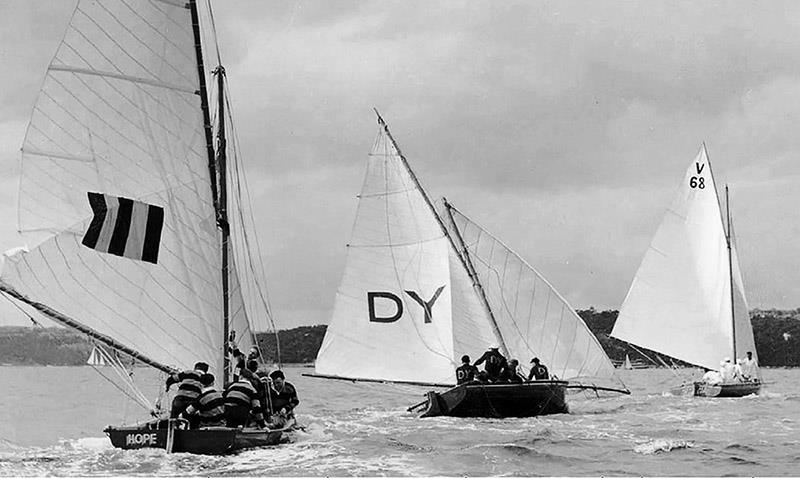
[1,366,797,476]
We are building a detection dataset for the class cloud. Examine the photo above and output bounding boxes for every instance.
[3,0,800,328]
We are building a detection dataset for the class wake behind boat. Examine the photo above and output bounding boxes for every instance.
[0,0,290,453]
[611,144,761,398]
[305,111,628,418]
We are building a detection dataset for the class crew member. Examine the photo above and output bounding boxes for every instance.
[702,369,723,385]
[246,360,270,415]
[740,351,758,381]
[269,370,299,427]
[166,361,209,418]
[183,373,225,428]
[232,350,247,382]
[223,369,266,428]
[528,357,549,381]
[719,357,736,382]
[474,345,508,382]
[501,359,524,383]
[455,355,479,385]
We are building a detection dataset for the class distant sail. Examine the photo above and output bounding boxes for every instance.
[623,354,632,370]
[611,146,757,370]
[0,0,258,377]
[87,346,110,367]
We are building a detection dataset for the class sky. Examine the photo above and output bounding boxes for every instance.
[1,1,800,329]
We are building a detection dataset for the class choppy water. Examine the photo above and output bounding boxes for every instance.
[1,366,799,476]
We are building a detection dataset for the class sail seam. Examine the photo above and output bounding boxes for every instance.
[357,187,418,198]
[23,147,94,163]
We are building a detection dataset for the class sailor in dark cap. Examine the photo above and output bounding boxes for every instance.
[527,357,549,381]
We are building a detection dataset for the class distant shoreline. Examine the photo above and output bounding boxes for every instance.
[2,309,798,367]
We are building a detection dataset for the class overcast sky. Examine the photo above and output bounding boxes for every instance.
[1,1,800,329]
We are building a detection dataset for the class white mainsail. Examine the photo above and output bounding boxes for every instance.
[611,145,758,371]
[315,116,621,388]
[0,1,268,384]
[314,124,496,385]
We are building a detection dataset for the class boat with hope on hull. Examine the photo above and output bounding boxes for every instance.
[0,0,291,453]
[305,111,629,418]
[611,144,761,398]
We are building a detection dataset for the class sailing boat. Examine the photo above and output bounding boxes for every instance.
[623,354,633,370]
[306,111,628,418]
[0,0,289,453]
[611,144,760,398]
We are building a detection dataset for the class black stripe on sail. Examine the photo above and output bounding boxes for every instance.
[142,204,164,264]
[82,192,107,249]
[108,197,133,256]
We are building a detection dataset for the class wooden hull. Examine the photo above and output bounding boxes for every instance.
[692,380,761,397]
[105,419,287,455]
[419,381,569,418]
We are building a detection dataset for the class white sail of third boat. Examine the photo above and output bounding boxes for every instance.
[611,145,757,371]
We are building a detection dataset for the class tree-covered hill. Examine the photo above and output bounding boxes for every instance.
[2,308,799,366]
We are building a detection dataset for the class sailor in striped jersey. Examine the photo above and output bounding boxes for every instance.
[223,369,266,428]
[183,373,225,428]
[166,362,209,419]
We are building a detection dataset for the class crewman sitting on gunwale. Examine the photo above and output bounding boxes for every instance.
[166,361,209,418]
[182,373,225,428]
[456,355,479,385]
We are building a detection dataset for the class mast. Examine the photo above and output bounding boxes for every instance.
[188,0,220,215]
[189,0,230,384]
[442,198,509,356]
[725,185,737,361]
[216,66,231,386]
[373,109,509,356]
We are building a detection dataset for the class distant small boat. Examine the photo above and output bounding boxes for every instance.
[623,354,633,370]
[305,111,629,418]
[611,145,760,397]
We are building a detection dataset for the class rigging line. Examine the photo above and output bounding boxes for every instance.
[221,78,281,361]
[93,343,152,408]
[89,361,152,411]
[1,292,41,326]
[206,0,223,66]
